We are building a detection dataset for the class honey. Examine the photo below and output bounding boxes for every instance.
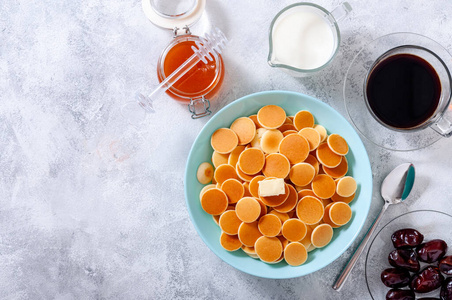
[157,35,224,102]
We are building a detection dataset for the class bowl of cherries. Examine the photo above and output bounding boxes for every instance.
[365,210,452,300]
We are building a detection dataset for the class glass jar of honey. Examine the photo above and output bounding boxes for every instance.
[140,0,225,119]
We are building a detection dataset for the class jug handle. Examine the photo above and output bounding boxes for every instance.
[331,2,352,22]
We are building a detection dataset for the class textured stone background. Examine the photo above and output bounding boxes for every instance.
[1,0,452,299]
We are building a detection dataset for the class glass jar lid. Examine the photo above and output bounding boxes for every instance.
[142,0,206,30]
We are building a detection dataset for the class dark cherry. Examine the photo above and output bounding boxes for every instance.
[410,266,444,293]
[388,249,420,272]
[418,298,440,300]
[386,289,415,300]
[440,277,452,300]
[391,228,424,248]
[381,268,411,288]
[416,239,448,263]
[439,255,452,275]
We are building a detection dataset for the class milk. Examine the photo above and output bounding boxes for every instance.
[271,6,336,70]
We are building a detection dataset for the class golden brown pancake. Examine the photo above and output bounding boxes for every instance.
[296,196,324,225]
[230,117,257,145]
[200,188,229,215]
[211,128,238,154]
[284,242,308,266]
[293,110,315,130]
[236,197,261,223]
[327,133,349,156]
[262,153,291,178]
[257,105,287,129]
[278,134,310,164]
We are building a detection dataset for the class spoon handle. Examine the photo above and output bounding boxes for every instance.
[333,203,389,291]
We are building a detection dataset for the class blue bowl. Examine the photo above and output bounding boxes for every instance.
[184,90,373,278]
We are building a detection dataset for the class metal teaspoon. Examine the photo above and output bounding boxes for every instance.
[332,163,416,291]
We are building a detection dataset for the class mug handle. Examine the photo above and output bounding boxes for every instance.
[431,107,452,137]
[331,2,353,22]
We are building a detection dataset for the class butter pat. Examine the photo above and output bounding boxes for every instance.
[258,178,285,197]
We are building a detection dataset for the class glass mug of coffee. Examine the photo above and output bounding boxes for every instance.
[344,32,452,151]
[364,45,452,136]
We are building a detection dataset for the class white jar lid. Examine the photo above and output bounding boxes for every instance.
[142,0,206,30]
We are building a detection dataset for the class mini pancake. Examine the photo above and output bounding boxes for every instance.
[313,124,328,142]
[249,175,265,198]
[293,110,315,131]
[212,151,229,168]
[220,232,242,251]
[304,154,320,175]
[236,164,256,182]
[255,197,268,218]
[321,198,332,207]
[230,117,257,145]
[262,153,291,178]
[284,117,293,124]
[323,156,348,178]
[269,210,290,223]
[267,253,284,264]
[254,236,283,263]
[219,210,242,235]
[197,162,214,184]
[284,242,308,266]
[199,184,217,201]
[282,218,307,242]
[274,184,298,213]
[228,145,246,167]
[250,127,268,150]
[248,114,262,129]
[298,128,321,151]
[296,196,324,225]
[211,128,238,154]
[258,214,282,237]
[316,143,342,168]
[336,176,357,197]
[322,203,340,228]
[307,244,317,252]
[221,178,244,204]
[212,214,220,225]
[300,225,313,249]
[311,174,336,199]
[260,129,284,154]
[237,148,265,175]
[241,245,256,255]
[277,235,289,250]
[329,202,352,226]
[236,197,261,223]
[260,183,289,207]
[257,105,287,129]
[331,192,355,204]
[238,221,263,247]
[282,130,298,137]
[289,163,316,186]
[200,188,229,215]
[214,164,239,185]
[311,224,334,248]
[327,133,349,156]
[243,182,253,197]
[278,123,296,132]
[297,189,316,200]
[278,134,310,164]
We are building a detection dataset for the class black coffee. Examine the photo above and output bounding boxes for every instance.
[366,53,441,129]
